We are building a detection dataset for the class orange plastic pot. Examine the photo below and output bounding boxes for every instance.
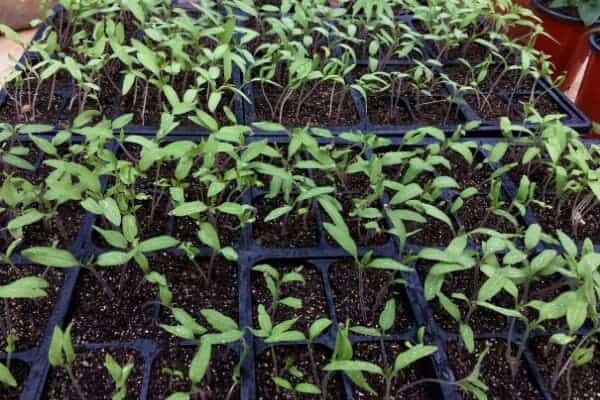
[576,33,600,135]
[532,0,587,75]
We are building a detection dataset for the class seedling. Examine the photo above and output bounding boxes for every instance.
[48,323,85,400]
[104,354,135,400]
[253,264,305,321]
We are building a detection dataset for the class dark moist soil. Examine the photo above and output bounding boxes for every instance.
[0,142,41,183]
[45,347,144,400]
[156,254,238,331]
[416,262,509,334]
[353,341,440,399]
[441,65,536,93]
[16,202,86,249]
[252,195,319,248]
[364,94,414,125]
[0,264,63,352]
[1,360,28,400]
[255,346,342,400]
[465,94,523,121]
[411,97,464,126]
[500,145,534,187]
[252,262,327,333]
[499,147,600,242]
[322,192,391,247]
[173,182,241,247]
[530,189,600,244]
[444,150,493,193]
[253,83,360,127]
[522,274,572,332]
[440,42,494,64]
[405,216,456,247]
[446,338,542,400]
[0,71,71,125]
[458,195,516,243]
[70,264,160,343]
[531,336,600,400]
[330,260,413,335]
[149,345,240,400]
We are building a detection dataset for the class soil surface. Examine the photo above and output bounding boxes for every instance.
[330,260,413,335]
[252,195,320,248]
[352,341,440,399]
[0,264,63,352]
[1,360,29,400]
[45,347,144,400]
[253,83,360,127]
[19,202,86,249]
[149,345,240,400]
[531,336,600,400]
[446,338,542,400]
[252,262,327,332]
[417,262,509,334]
[70,264,160,343]
[255,345,342,400]
[365,94,414,125]
[157,254,239,331]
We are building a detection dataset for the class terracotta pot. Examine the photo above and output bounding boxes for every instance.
[576,32,600,135]
[532,0,587,75]
[560,31,592,100]
[0,0,54,31]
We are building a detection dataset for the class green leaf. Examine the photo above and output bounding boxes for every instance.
[524,224,541,250]
[200,309,238,333]
[2,153,34,170]
[566,299,587,333]
[139,236,179,252]
[323,222,357,260]
[63,324,75,365]
[22,247,79,268]
[93,227,128,249]
[7,210,44,231]
[48,326,64,367]
[170,201,208,216]
[379,299,396,332]
[189,341,212,385]
[324,360,383,375]
[100,198,121,226]
[460,324,475,353]
[308,318,332,340]
[367,258,411,272]
[296,383,321,394]
[208,92,222,113]
[0,277,48,299]
[393,344,438,374]
[273,376,293,390]
[198,223,220,251]
[264,205,293,222]
[0,362,17,387]
[165,394,190,400]
[280,297,303,309]
[97,251,132,267]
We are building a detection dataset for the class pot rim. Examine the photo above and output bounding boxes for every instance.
[532,0,583,25]
[590,31,600,53]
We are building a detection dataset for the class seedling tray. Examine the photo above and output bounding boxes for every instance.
[0,7,591,138]
[3,134,600,399]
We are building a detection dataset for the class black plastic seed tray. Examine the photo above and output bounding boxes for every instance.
[239,14,591,138]
[1,7,591,139]
[3,134,599,397]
